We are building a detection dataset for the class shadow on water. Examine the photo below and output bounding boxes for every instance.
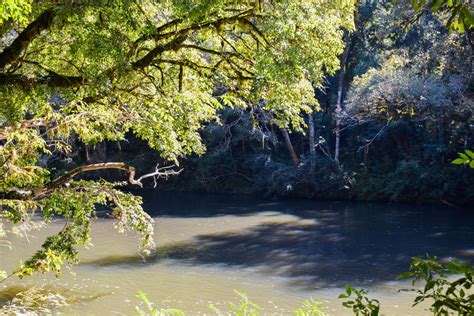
[87,191,474,290]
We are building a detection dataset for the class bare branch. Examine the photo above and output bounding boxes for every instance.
[358,122,389,151]
[136,164,182,188]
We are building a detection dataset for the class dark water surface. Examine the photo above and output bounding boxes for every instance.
[142,191,474,289]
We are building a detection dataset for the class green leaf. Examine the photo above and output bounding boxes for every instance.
[463,9,474,27]
[425,280,435,291]
[452,158,465,164]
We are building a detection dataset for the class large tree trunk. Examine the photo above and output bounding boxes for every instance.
[281,127,300,167]
[308,112,316,173]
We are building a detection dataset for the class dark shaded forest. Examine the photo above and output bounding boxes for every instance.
[61,2,473,206]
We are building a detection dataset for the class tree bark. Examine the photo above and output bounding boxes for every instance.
[308,112,316,173]
[281,127,300,167]
[85,145,91,162]
[0,8,54,69]
[1,162,139,200]
[2,162,183,200]
[334,30,351,166]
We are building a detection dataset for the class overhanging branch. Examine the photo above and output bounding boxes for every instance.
[35,163,142,198]
[0,118,53,140]
[132,34,189,69]
[1,163,182,201]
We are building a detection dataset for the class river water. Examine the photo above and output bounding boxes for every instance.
[1,192,473,315]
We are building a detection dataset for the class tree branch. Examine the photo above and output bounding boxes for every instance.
[180,44,241,58]
[0,118,53,140]
[0,8,55,69]
[0,8,263,89]
[136,164,182,188]
[34,163,142,198]
[131,11,258,69]
[1,163,182,200]
[132,34,189,69]
[0,73,83,88]
[132,18,183,48]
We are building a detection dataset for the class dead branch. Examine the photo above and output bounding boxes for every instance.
[136,164,182,188]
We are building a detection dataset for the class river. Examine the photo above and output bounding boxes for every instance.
[1,192,473,315]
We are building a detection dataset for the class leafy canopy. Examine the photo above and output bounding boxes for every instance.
[0,0,355,278]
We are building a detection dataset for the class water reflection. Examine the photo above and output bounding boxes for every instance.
[89,191,474,289]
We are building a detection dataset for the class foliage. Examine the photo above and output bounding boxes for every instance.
[0,0,355,277]
[342,3,472,203]
[338,285,380,316]
[382,160,430,202]
[153,0,473,205]
[293,297,327,316]
[136,290,327,316]
[135,291,184,316]
[346,54,457,119]
[209,290,261,316]
[452,150,474,168]
[398,256,474,315]
[2,180,155,278]
[339,256,474,316]
[345,3,471,121]
[407,0,474,33]
[0,0,32,26]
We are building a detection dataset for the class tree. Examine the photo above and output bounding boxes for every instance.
[406,0,473,33]
[0,0,355,278]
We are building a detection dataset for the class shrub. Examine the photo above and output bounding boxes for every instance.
[293,297,327,316]
[135,291,184,316]
[398,256,474,315]
[338,286,380,316]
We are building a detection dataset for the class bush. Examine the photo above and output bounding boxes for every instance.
[339,286,380,316]
[398,256,474,315]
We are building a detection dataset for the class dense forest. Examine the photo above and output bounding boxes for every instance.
[0,0,473,315]
[74,1,474,205]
